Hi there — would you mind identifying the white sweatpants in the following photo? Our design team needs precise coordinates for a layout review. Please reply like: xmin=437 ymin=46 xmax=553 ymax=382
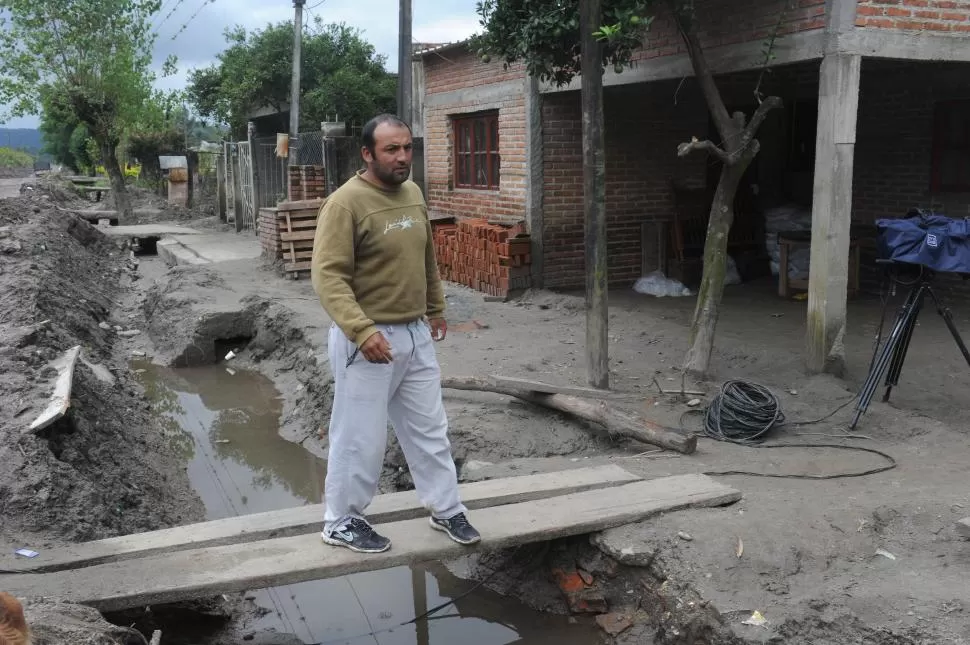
xmin=323 ymin=320 xmax=466 ymax=534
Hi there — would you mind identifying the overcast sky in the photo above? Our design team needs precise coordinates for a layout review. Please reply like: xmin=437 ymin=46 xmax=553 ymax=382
xmin=2 ymin=0 xmax=481 ymax=129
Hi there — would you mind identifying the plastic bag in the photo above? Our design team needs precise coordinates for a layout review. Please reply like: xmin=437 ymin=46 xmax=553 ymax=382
xmin=724 ymin=255 xmax=742 ymax=286
xmin=633 ymin=270 xmax=693 ymax=297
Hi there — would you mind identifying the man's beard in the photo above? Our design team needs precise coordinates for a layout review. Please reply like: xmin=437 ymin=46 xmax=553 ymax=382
xmin=374 ymin=163 xmax=410 ymax=186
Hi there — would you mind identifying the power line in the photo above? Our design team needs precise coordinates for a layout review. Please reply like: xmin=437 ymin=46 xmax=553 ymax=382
xmin=168 ymin=0 xmax=216 ymax=40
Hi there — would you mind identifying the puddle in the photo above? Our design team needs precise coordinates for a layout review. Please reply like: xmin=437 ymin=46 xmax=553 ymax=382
xmin=134 ymin=362 xmax=606 ymax=645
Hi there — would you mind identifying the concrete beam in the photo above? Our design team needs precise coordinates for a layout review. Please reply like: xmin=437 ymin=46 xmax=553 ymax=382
xmin=838 ymin=30 xmax=970 ymax=63
xmin=424 ymin=80 xmax=525 ymax=108
xmin=540 ymin=30 xmax=828 ymax=93
xmin=806 ymin=53 xmax=862 ymax=375
xmin=525 ymin=76 xmax=545 ymax=288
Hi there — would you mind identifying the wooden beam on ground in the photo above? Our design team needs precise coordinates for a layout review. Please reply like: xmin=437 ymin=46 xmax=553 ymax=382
xmin=0 ymin=474 xmax=740 ymax=612
xmin=489 ymin=374 xmax=637 ymax=400
xmin=27 ymin=345 xmax=81 ymax=435
xmin=443 ymin=376 xmax=697 ymax=454
xmin=0 ymin=465 xmax=639 ymax=574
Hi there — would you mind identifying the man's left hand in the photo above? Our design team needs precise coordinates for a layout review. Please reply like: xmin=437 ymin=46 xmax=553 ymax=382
xmin=429 ymin=317 xmax=447 ymax=342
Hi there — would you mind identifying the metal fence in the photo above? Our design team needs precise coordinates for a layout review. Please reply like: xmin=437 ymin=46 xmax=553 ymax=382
xmin=294 ymin=130 xmax=324 ymax=166
xmin=253 ymin=136 xmax=288 ymax=208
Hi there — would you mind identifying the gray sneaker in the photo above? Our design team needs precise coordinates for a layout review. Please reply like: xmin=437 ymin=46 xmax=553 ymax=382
xmin=321 ymin=518 xmax=391 ymax=554
xmin=430 ymin=512 xmax=481 ymax=545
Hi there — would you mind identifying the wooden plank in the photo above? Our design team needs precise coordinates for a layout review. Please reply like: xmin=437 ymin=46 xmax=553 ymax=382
xmin=280 ymin=230 xmax=316 ymax=242
xmin=284 ymin=261 xmax=311 ymax=272
xmin=28 ymin=346 xmax=81 ymax=434
xmin=0 ymin=474 xmax=740 ymax=611
xmin=276 ymin=210 xmax=319 ymax=220
xmin=489 ymin=374 xmax=636 ymax=400
xmin=0 ymin=465 xmax=640 ymax=574
xmin=277 ymin=198 xmax=325 ymax=212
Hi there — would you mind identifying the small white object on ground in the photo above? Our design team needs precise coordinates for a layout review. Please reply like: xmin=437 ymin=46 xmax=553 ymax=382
xmin=742 ymin=610 xmax=768 ymax=627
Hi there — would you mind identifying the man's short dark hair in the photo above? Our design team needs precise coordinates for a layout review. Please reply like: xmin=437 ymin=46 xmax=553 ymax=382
xmin=361 ymin=114 xmax=412 ymax=152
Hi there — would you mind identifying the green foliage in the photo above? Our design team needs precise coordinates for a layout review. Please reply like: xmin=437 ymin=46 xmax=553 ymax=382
xmin=474 ymin=0 xmax=654 ymax=86
xmin=0 ymin=146 xmax=33 ymax=168
xmin=0 ymin=0 xmax=163 ymax=144
xmin=187 ymin=18 xmax=396 ymax=135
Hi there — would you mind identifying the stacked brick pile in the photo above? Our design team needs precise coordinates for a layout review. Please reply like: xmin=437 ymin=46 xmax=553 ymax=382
xmin=258 ymin=207 xmax=282 ymax=259
xmin=433 ymin=218 xmax=531 ymax=298
xmin=287 ymin=165 xmax=326 ymax=201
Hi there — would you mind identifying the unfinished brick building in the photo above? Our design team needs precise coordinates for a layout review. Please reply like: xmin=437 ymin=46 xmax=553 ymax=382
xmin=417 ymin=0 xmax=970 ymax=372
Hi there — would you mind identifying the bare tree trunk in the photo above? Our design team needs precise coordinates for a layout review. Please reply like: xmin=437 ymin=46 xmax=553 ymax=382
xmin=672 ymin=12 xmax=783 ymax=379
xmin=101 ymin=139 xmax=133 ymax=219
xmin=683 ymin=162 xmax=748 ymax=378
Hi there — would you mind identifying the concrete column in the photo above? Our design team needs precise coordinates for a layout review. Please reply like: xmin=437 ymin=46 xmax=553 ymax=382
xmin=806 ymin=53 xmax=862 ymax=375
xmin=525 ymin=76 xmax=545 ymax=288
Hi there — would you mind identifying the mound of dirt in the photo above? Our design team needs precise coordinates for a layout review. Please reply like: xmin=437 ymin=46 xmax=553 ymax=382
xmin=0 ymin=197 xmax=201 ymax=546
xmin=24 ymin=599 xmax=149 ymax=645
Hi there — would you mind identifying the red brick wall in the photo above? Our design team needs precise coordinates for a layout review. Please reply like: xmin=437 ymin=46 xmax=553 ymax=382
xmin=636 ymin=0 xmax=827 ymax=62
xmin=856 ymin=0 xmax=970 ymax=32
xmin=541 ymin=82 xmax=710 ymax=288
xmin=423 ymin=48 xmax=529 ymax=224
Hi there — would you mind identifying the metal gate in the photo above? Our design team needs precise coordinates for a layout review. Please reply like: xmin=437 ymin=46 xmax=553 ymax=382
xmin=224 ymin=142 xmax=237 ymax=223
xmin=237 ymin=141 xmax=256 ymax=232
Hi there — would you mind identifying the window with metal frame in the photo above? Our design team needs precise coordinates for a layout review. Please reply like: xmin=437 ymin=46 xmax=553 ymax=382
xmin=931 ymin=100 xmax=970 ymax=193
xmin=453 ymin=112 xmax=500 ymax=190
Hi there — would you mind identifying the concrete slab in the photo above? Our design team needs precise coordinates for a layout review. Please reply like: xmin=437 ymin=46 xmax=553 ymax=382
xmin=157 ymin=232 xmax=261 ymax=267
xmin=101 ymin=225 xmax=202 ymax=237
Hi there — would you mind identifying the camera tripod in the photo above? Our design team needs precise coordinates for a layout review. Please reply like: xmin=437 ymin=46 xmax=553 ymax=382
xmin=851 ymin=266 xmax=970 ymax=429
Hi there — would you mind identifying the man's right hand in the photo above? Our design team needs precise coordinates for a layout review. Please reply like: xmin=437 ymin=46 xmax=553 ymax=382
xmin=360 ymin=332 xmax=393 ymax=363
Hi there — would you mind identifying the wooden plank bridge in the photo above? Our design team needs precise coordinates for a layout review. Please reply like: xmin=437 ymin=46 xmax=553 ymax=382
xmin=0 ymin=466 xmax=740 ymax=613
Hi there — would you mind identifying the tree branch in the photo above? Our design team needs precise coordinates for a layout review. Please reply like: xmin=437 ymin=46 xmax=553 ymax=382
xmin=736 ymin=95 xmax=783 ymax=158
xmin=677 ymin=137 xmax=731 ymax=163
xmin=671 ymin=6 xmax=736 ymax=147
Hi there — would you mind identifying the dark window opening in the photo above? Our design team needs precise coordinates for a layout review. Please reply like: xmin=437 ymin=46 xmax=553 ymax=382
xmin=453 ymin=112 xmax=500 ymax=190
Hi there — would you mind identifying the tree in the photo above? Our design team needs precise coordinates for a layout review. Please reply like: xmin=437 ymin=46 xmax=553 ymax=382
xmin=187 ymin=18 xmax=396 ymax=136
xmin=0 ymin=0 xmax=165 ymax=218
xmin=476 ymin=0 xmax=783 ymax=379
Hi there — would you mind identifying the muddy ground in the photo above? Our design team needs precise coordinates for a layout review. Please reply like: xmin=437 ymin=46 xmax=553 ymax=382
xmin=132 ymin=224 xmax=970 ymax=645
xmin=0 ymin=178 xmax=206 ymax=642
xmin=3 ymin=172 xmax=970 ymax=644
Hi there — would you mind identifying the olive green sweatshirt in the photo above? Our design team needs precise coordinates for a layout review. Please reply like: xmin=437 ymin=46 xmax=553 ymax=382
xmin=311 ymin=172 xmax=445 ymax=347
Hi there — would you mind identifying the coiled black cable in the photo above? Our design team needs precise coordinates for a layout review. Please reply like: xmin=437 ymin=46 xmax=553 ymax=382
xmin=703 ymin=380 xmax=785 ymax=444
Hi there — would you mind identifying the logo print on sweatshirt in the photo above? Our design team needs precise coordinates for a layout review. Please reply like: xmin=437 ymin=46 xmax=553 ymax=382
xmin=384 ymin=215 xmax=416 ymax=235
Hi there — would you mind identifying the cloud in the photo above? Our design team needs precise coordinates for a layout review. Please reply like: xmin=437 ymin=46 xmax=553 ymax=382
xmin=2 ymin=0 xmax=481 ymax=128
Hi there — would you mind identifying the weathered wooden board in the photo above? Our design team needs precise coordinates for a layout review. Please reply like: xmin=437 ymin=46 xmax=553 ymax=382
xmin=277 ymin=198 xmax=325 ymax=212
xmin=489 ymin=374 xmax=637 ymax=400
xmin=0 ymin=474 xmax=740 ymax=612
xmin=0 ymin=466 xmax=639 ymax=574
xmin=280 ymin=230 xmax=316 ymax=242
xmin=27 ymin=346 xmax=81 ymax=434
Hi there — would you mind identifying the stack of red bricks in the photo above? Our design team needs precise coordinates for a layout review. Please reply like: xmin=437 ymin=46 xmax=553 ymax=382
xmin=287 ymin=165 xmax=326 ymax=201
xmin=432 ymin=218 xmax=531 ymax=298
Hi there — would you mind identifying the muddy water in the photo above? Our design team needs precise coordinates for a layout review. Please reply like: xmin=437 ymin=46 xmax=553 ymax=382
xmin=135 ymin=362 xmax=606 ymax=645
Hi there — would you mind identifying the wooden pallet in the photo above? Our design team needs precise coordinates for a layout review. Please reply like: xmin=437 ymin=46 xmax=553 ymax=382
xmin=277 ymin=199 xmax=324 ymax=278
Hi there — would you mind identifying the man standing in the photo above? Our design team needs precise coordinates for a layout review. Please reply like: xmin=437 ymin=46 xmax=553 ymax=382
xmin=311 ymin=114 xmax=480 ymax=554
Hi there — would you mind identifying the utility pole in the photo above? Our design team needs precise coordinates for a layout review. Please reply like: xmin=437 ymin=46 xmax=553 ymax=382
xmin=289 ymin=0 xmax=306 ymax=162
xmin=397 ymin=0 xmax=413 ymax=125
xmin=580 ymin=0 xmax=609 ymax=389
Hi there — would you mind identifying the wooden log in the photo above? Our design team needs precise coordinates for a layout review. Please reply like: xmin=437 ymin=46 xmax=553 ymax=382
xmin=489 ymin=374 xmax=638 ymax=400
xmin=442 ymin=376 xmax=696 ymax=454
